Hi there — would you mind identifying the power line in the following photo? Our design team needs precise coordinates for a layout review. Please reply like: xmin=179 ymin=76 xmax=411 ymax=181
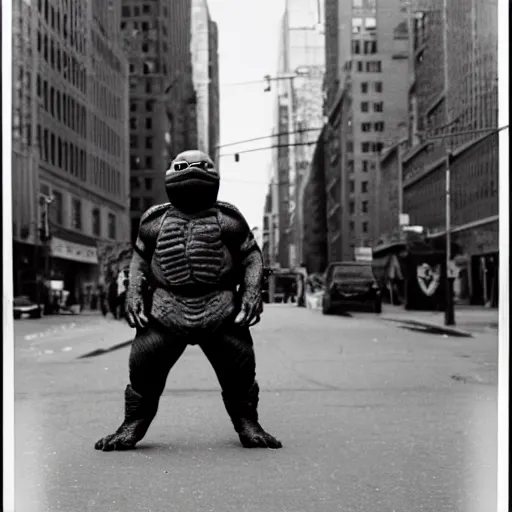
xmin=219 ymin=141 xmax=317 ymax=158
xmin=217 ymin=127 xmax=323 ymax=149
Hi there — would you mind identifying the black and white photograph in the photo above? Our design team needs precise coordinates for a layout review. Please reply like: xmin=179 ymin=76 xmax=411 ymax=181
xmin=1 ymin=0 xmax=509 ymax=510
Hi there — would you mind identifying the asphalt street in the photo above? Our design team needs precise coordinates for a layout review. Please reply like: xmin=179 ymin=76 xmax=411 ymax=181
xmin=13 ymin=305 xmax=498 ymax=512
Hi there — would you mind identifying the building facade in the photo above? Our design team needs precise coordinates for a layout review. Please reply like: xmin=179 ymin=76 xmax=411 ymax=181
xmin=301 ymin=128 xmax=328 ymax=274
xmin=12 ymin=0 xmax=130 ymax=302
xmin=122 ymin=0 xmax=219 ymax=242
xmin=400 ymin=0 xmax=499 ymax=305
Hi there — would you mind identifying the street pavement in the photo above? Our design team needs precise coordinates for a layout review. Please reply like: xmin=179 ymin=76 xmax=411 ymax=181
xmin=13 ymin=306 xmax=498 ymax=512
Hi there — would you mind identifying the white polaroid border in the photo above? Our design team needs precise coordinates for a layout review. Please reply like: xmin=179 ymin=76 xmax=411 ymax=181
xmin=497 ymin=0 xmax=510 ymax=511
xmin=2 ymin=0 xmax=15 ymax=511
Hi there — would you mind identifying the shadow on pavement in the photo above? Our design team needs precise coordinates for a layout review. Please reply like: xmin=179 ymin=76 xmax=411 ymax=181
xmin=78 ymin=339 xmax=133 ymax=359
xmin=392 ymin=320 xmax=473 ymax=338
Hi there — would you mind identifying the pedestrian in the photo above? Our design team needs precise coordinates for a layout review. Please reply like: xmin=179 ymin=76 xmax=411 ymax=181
xmin=98 ymin=286 xmax=108 ymax=316
xmin=108 ymin=279 xmax=118 ymax=319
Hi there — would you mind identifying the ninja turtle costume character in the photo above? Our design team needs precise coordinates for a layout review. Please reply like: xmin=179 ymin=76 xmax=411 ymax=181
xmin=95 ymin=150 xmax=282 ymax=451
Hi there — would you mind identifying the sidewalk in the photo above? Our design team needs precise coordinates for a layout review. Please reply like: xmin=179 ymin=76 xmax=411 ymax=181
xmin=380 ymin=304 xmax=499 ymax=336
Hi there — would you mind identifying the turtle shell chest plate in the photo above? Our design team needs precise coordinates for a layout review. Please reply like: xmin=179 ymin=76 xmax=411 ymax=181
xmin=152 ymin=209 xmax=229 ymax=286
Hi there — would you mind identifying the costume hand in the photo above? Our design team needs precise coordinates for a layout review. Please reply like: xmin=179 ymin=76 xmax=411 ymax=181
xmin=234 ymin=290 xmax=263 ymax=327
xmin=125 ymin=294 xmax=148 ymax=329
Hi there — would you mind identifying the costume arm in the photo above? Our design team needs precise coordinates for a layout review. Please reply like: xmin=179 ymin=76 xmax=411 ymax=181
xmin=126 ymin=204 xmax=168 ymax=327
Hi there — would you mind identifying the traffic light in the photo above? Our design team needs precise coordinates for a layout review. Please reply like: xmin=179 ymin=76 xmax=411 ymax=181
xmin=264 ymin=75 xmax=271 ymax=92
xmin=234 ymin=153 xmax=240 ymax=162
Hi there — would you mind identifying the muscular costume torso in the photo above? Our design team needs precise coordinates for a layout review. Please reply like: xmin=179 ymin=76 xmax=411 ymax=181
xmin=134 ymin=201 xmax=258 ymax=338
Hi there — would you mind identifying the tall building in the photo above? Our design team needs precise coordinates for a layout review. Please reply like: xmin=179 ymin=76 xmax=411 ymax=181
xmin=122 ymin=0 xmax=219 ymax=241
xmin=398 ymin=0 xmax=499 ymax=305
xmin=270 ymin=0 xmax=324 ymax=269
xmin=12 ymin=0 xmax=130 ymax=301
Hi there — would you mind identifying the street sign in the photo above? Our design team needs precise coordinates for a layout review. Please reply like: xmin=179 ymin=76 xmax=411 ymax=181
xmin=354 ymin=247 xmax=373 ymax=262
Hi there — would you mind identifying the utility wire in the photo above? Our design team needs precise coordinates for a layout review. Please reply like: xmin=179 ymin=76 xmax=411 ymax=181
xmin=219 ymin=141 xmax=316 ymax=158
xmin=216 ymin=127 xmax=323 ymax=149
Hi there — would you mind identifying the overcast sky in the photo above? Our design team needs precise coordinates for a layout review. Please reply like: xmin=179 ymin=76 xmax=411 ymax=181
xmin=208 ymin=0 xmax=285 ymax=230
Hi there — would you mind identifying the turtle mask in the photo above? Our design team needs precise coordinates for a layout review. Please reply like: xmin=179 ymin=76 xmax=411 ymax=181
xmin=165 ymin=150 xmax=220 ymax=214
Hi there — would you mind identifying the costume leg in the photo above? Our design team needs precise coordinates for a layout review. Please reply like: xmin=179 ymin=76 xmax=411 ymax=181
xmin=95 ymin=323 xmax=186 ymax=451
xmin=200 ymin=325 xmax=282 ymax=449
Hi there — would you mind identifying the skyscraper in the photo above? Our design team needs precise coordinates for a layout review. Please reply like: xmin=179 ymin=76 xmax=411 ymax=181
xmin=122 ymin=0 xmax=219 ymax=241
xmin=12 ymin=0 xmax=130 ymax=301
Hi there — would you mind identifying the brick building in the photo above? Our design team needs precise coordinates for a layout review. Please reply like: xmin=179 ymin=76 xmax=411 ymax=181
xmin=12 ymin=0 xmax=130 ymax=302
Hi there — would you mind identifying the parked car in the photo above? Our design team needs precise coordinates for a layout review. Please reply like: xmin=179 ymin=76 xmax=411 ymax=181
xmin=13 ymin=296 xmax=44 ymax=320
xmin=322 ymin=261 xmax=382 ymax=314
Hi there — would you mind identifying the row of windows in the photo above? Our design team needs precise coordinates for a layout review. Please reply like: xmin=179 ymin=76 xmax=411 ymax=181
xmin=131 ymin=100 xmax=154 ymax=114
xmin=349 ymin=200 xmax=370 ymax=214
xmin=37 ymin=30 xmax=87 ymax=94
xmin=131 ymin=177 xmax=154 ymax=191
xmin=130 ymin=155 xmax=154 ymax=171
xmin=361 ymin=81 xmax=382 ymax=94
xmin=349 ymin=220 xmax=370 ymax=233
xmin=361 ymin=141 xmax=384 ymax=153
xmin=361 ymin=101 xmax=383 ymax=113
xmin=91 ymin=156 xmax=122 ymax=197
xmin=120 ymin=27 xmax=169 ymax=55
xmin=91 ymin=114 xmax=123 ymax=157
xmin=38 ymin=125 xmax=86 ymax=182
xmin=355 ymin=61 xmax=382 ymax=73
xmin=130 ymin=197 xmax=154 ymax=212
xmin=352 ymin=40 xmax=377 ymax=55
xmin=130 ymin=77 xmax=158 ymax=94
xmin=91 ymin=78 xmax=123 ymax=121
xmin=37 ymin=0 xmax=86 ymax=56
xmin=91 ymin=29 xmax=123 ymax=74
xmin=362 ymin=122 xmax=384 ymax=132
xmin=130 ymin=116 xmax=153 ymax=131
xmin=130 ymin=135 xmax=154 ymax=150
xmin=37 ymin=74 xmax=86 ymax=137
xmin=348 ymin=160 xmax=376 ymax=173
xmin=352 ymin=17 xmax=377 ymax=33
xmin=353 ymin=0 xmax=376 ymax=8
xmin=129 ymin=60 xmax=163 ymax=75
xmin=349 ymin=179 xmax=370 ymax=194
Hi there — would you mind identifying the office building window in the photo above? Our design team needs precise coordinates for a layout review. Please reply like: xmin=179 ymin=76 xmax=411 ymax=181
xmin=130 ymin=102 xmax=137 ymax=112
xmin=142 ymin=4 xmax=151 ymax=14
xmin=373 ymin=142 xmax=384 ymax=152
xmin=130 ymin=177 xmax=140 ymax=189
xmin=374 ymin=101 xmax=384 ymax=112
xmin=357 ymin=61 xmax=364 ymax=72
xmin=92 ymin=208 xmax=101 ymax=236
xmin=352 ymin=40 xmax=361 ymax=54
xmin=130 ymin=117 xmax=137 ymax=130
xmin=362 ymin=201 xmax=369 ymax=213
xmin=145 ymin=156 xmax=153 ymax=169
xmin=349 ymin=201 xmax=355 ymax=214
xmin=122 ymin=6 xmax=130 ymax=16
xmin=146 ymin=118 xmax=152 ymax=130
xmin=352 ymin=18 xmax=363 ymax=33
xmin=108 ymin=213 xmax=116 ymax=239
xmin=365 ymin=18 xmax=376 ymax=31
xmin=362 ymin=221 xmax=369 ymax=233
xmin=71 ymin=198 xmax=82 ymax=230
xmin=347 ymin=159 xmax=354 ymax=174
xmin=349 ymin=180 xmax=355 ymax=193
xmin=131 ymin=197 xmax=140 ymax=210
xmin=146 ymin=100 xmax=153 ymax=112
xmin=374 ymin=81 xmax=383 ymax=92
xmin=361 ymin=82 xmax=368 ymax=93
xmin=374 ymin=121 xmax=385 ymax=131
xmin=145 ymin=137 xmax=153 ymax=149
xmin=347 ymin=141 xmax=354 ymax=152
xmin=362 ymin=160 xmax=369 ymax=172
xmin=350 ymin=221 xmax=355 ymax=231
xmin=362 ymin=181 xmax=369 ymax=193
xmin=362 ymin=122 xmax=371 ymax=132
xmin=361 ymin=102 xmax=369 ymax=112
xmin=52 ymin=190 xmax=63 ymax=225
xmin=130 ymin=156 xmax=140 ymax=170
xmin=366 ymin=61 xmax=382 ymax=72
xmin=145 ymin=80 xmax=152 ymax=93
xmin=145 ymin=178 xmax=153 ymax=190
xmin=364 ymin=41 xmax=377 ymax=54
xmin=130 ymin=135 xmax=137 ymax=148
xmin=143 ymin=197 xmax=153 ymax=210
xmin=362 ymin=142 xmax=371 ymax=153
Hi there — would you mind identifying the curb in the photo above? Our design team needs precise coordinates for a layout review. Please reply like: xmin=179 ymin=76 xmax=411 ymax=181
xmin=381 ymin=317 xmax=474 ymax=338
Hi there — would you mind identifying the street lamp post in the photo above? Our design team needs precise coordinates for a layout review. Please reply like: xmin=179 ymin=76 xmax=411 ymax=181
xmin=444 ymin=150 xmax=455 ymax=326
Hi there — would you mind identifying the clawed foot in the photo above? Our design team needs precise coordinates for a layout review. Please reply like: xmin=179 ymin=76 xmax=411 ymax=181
xmin=238 ymin=420 xmax=283 ymax=449
xmin=94 ymin=422 xmax=146 ymax=451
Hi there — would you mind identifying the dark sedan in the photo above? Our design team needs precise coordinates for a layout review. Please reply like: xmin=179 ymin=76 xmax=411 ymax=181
xmin=13 ymin=296 xmax=44 ymax=320
xmin=322 ymin=261 xmax=382 ymax=314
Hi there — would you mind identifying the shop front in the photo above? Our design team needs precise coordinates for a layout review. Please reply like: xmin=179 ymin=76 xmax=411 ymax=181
xmin=48 ymin=236 xmax=100 ymax=308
